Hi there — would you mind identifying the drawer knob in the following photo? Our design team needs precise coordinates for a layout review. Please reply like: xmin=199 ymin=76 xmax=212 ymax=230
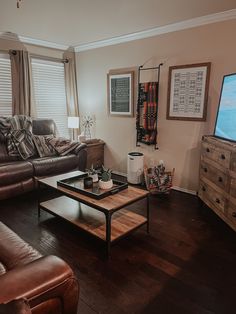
xmin=218 ymin=177 xmax=223 ymax=183
xmin=221 ymin=154 xmax=225 ymax=160
xmin=206 ymin=148 xmax=210 ymax=153
xmin=215 ymin=198 xmax=220 ymax=204
xmin=204 ymin=167 xmax=208 ymax=173
xmin=232 ymin=212 xmax=236 ymax=218
xmin=202 ymin=186 xmax=206 ymax=192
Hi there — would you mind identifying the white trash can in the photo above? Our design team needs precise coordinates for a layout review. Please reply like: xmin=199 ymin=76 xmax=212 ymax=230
xmin=127 ymin=152 xmax=144 ymax=184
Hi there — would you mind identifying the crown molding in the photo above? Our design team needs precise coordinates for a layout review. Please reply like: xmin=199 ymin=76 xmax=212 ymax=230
xmin=1 ymin=9 xmax=235 ymax=52
xmin=19 ymin=35 xmax=69 ymax=50
xmin=0 ymin=32 xmax=69 ymax=51
xmin=74 ymin=8 xmax=236 ymax=52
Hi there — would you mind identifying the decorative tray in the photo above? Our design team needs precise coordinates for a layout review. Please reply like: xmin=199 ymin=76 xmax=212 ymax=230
xmin=57 ymin=173 xmax=128 ymax=199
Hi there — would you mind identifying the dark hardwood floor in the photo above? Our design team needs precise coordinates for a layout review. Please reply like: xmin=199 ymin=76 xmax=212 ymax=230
xmin=0 ymin=189 xmax=236 ymax=314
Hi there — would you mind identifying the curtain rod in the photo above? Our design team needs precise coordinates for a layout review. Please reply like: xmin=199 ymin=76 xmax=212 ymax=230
xmin=30 ymin=53 xmax=68 ymax=63
xmin=7 ymin=50 xmax=68 ymax=63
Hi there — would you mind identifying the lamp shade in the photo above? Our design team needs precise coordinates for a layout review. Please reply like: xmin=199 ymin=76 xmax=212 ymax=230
xmin=68 ymin=116 xmax=79 ymax=129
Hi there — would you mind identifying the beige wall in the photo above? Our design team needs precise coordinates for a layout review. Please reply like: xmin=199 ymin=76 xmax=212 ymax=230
xmin=76 ymin=19 xmax=236 ymax=193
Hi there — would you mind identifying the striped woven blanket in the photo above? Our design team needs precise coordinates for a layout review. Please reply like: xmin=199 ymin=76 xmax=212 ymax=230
xmin=137 ymin=82 xmax=158 ymax=145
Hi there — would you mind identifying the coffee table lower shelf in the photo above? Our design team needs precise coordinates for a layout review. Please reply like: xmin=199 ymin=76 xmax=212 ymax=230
xmin=40 ymin=196 xmax=147 ymax=243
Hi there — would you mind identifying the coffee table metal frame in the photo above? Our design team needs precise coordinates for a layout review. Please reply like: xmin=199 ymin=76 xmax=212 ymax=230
xmin=37 ymin=171 xmax=150 ymax=257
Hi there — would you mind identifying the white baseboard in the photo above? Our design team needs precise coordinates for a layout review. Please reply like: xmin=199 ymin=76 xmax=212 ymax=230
xmin=112 ymin=172 xmax=197 ymax=196
xmin=172 ymin=186 xmax=197 ymax=195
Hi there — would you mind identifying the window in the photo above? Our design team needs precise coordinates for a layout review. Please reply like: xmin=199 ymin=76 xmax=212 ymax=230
xmin=31 ymin=58 xmax=69 ymax=137
xmin=0 ymin=53 xmax=12 ymax=116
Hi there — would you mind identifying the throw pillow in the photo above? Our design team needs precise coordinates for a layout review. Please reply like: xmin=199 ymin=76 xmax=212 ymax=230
xmin=32 ymin=135 xmax=57 ymax=158
xmin=48 ymin=137 xmax=78 ymax=156
xmin=6 ymin=131 xmax=20 ymax=157
xmin=11 ymin=129 xmax=37 ymax=160
xmin=4 ymin=115 xmax=37 ymax=160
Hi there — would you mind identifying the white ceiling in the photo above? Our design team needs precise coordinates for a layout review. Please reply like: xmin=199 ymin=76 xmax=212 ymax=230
xmin=0 ymin=0 xmax=235 ymax=47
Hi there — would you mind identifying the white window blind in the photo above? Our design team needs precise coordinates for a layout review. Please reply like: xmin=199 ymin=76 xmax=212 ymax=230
xmin=0 ymin=53 xmax=12 ymax=116
xmin=31 ymin=58 xmax=69 ymax=137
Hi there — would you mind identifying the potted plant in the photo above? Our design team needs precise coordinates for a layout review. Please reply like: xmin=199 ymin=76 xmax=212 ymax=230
xmin=98 ymin=165 xmax=113 ymax=189
xmin=87 ymin=164 xmax=98 ymax=182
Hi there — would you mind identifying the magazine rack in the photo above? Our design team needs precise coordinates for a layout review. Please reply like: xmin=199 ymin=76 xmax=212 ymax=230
xmin=144 ymin=166 xmax=175 ymax=195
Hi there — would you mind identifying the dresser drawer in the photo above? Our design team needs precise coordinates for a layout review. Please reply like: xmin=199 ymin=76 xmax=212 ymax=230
xmin=230 ymin=178 xmax=236 ymax=199
xmin=227 ymin=202 xmax=236 ymax=227
xmin=201 ymin=141 xmax=231 ymax=169
xmin=199 ymin=161 xmax=228 ymax=191
xmin=199 ymin=180 xmax=227 ymax=214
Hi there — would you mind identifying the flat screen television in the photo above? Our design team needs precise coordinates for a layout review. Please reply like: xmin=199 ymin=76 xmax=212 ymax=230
xmin=214 ymin=72 xmax=236 ymax=142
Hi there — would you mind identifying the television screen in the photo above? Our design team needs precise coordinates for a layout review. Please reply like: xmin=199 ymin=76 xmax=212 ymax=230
xmin=214 ymin=73 xmax=236 ymax=141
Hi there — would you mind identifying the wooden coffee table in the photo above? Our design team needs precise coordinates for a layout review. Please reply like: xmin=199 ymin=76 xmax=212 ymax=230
xmin=37 ymin=171 xmax=150 ymax=257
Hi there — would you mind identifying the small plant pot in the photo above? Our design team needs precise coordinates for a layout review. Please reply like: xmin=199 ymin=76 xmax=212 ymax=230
xmin=98 ymin=179 xmax=113 ymax=190
xmin=90 ymin=173 xmax=98 ymax=183
xmin=84 ymin=177 xmax=93 ymax=189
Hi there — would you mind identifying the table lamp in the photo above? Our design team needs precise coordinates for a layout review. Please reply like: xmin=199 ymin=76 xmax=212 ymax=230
xmin=68 ymin=116 xmax=79 ymax=140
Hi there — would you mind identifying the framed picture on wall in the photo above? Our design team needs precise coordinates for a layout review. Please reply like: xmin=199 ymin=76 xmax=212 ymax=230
xmin=107 ymin=70 xmax=134 ymax=117
xmin=167 ymin=62 xmax=211 ymax=121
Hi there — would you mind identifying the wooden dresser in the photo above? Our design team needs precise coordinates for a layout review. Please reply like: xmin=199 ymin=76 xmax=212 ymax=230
xmin=199 ymin=135 xmax=236 ymax=231
xmin=83 ymin=139 xmax=105 ymax=169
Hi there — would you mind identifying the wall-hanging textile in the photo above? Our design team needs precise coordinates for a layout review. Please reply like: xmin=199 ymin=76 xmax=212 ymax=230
xmin=137 ymin=82 xmax=158 ymax=144
xmin=136 ymin=63 xmax=163 ymax=149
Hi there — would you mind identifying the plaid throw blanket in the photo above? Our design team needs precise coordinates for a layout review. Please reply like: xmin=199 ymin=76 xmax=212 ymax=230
xmin=2 ymin=115 xmax=36 ymax=160
xmin=137 ymin=82 xmax=158 ymax=145
xmin=0 ymin=116 xmax=11 ymax=131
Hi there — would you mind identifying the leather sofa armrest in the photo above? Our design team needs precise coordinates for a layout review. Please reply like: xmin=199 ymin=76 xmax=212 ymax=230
xmin=74 ymin=144 xmax=87 ymax=171
xmin=74 ymin=143 xmax=87 ymax=155
xmin=0 ymin=255 xmax=79 ymax=313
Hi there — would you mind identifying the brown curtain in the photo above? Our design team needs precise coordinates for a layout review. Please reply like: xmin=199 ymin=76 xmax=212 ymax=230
xmin=63 ymin=50 xmax=80 ymax=139
xmin=10 ymin=50 xmax=33 ymax=116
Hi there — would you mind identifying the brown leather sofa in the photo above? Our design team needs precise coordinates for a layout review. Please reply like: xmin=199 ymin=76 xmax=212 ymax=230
xmin=0 ymin=221 xmax=79 ymax=314
xmin=0 ymin=119 xmax=87 ymax=200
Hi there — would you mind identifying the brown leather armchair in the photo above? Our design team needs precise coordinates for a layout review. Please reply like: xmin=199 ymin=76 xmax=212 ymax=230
xmin=0 ymin=222 xmax=79 ymax=314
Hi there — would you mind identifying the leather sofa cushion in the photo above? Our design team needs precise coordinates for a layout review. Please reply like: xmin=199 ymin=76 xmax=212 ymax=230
xmin=32 ymin=119 xmax=56 ymax=136
xmin=0 ymin=138 xmax=19 ymax=163
xmin=31 ymin=155 xmax=79 ymax=177
xmin=0 ymin=161 xmax=33 ymax=186
xmin=0 ymin=222 xmax=41 ymax=275
xmin=0 ymin=179 xmax=34 ymax=201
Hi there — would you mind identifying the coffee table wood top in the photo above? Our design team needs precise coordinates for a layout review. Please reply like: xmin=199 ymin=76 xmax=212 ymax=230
xmin=38 ymin=171 xmax=149 ymax=212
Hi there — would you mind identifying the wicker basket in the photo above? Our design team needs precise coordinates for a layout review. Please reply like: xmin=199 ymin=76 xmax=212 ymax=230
xmin=144 ymin=166 xmax=175 ymax=195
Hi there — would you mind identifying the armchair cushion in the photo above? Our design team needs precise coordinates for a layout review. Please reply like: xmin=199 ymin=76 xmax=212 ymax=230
xmin=0 ymin=222 xmax=79 ymax=314
xmin=0 ymin=299 xmax=31 ymax=314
